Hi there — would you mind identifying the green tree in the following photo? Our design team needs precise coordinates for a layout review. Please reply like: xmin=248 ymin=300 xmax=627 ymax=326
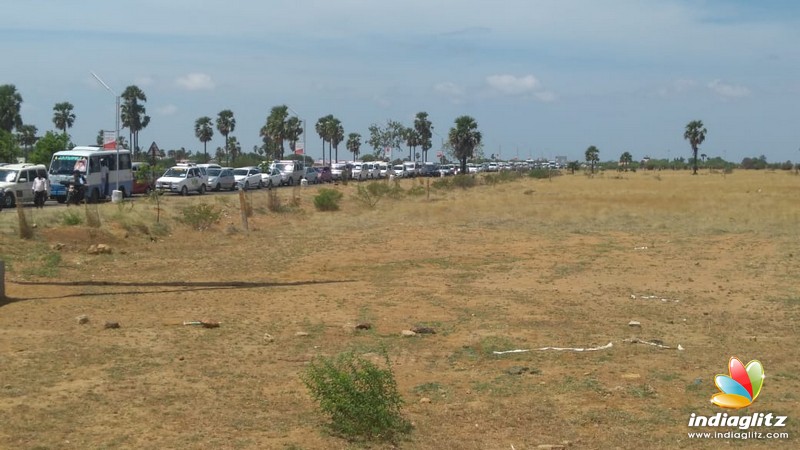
xmin=683 ymin=120 xmax=707 ymax=175
xmin=227 ymin=136 xmax=241 ymax=163
xmin=315 ymin=115 xmax=334 ymax=164
xmin=0 ymin=84 xmax=23 ymax=133
xmin=286 ymin=116 xmax=303 ymax=157
xmin=194 ymin=116 xmax=214 ymax=163
xmin=403 ymin=127 xmax=420 ymax=162
xmin=16 ymin=124 xmax=37 ymax=162
xmin=619 ymin=151 xmax=633 ymax=170
xmin=0 ymin=129 xmax=16 ymax=163
xmin=216 ymin=109 xmax=236 ymax=162
xmin=329 ymin=117 xmax=344 ymax=162
xmin=120 ymin=86 xmax=151 ymax=159
xmin=367 ymin=120 xmax=405 ymax=159
xmin=414 ymin=112 xmax=433 ymax=162
xmin=28 ymin=131 xmax=69 ymax=165
xmin=52 ymin=101 xmax=75 ymax=138
xmin=448 ymin=115 xmax=482 ymax=175
xmin=265 ymin=105 xmax=290 ymax=159
xmin=347 ymin=132 xmax=362 ymax=160
xmin=585 ymin=146 xmax=599 ymax=173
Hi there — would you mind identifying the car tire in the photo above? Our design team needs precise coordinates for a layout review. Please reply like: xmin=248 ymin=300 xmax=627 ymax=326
xmin=199 ymin=184 xmax=206 ymax=195
xmin=267 ymin=180 xmax=273 ymax=189
xmin=288 ymin=177 xmax=294 ymax=186
xmin=213 ymin=183 xmax=220 ymax=191
xmin=244 ymin=181 xmax=249 ymax=191
xmin=4 ymin=192 xmax=15 ymax=208
xmin=181 ymin=186 xmax=189 ymax=196
xmin=229 ymin=183 xmax=236 ymax=191
xmin=258 ymin=180 xmax=263 ymax=189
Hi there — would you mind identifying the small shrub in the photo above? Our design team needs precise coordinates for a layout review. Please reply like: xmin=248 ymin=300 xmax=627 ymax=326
xmin=528 ymin=169 xmax=552 ymax=179
xmin=180 ymin=203 xmax=221 ymax=230
xmin=84 ymin=204 xmax=101 ymax=228
xmin=406 ymin=185 xmax=425 ymax=196
xmin=354 ymin=182 xmax=392 ymax=209
xmin=387 ymin=180 xmax=405 ymax=199
xmin=314 ymin=188 xmax=343 ymax=211
xmin=62 ymin=210 xmax=84 ymax=226
xmin=451 ymin=174 xmax=477 ymax=189
xmin=431 ymin=178 xmax=451 ymax=190
xmin=302 ymin=351 xmax=411 ymax=442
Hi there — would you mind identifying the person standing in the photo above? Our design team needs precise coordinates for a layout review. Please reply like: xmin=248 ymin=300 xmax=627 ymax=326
xmin=32 ymin=172 xmax=49 ymax=209
xmin=100 ymin=159 xmax=109 ymax=198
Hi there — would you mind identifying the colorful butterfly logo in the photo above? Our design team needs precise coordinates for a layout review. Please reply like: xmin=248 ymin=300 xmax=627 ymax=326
xmin=711 ymin=357 xmax=764 ymax=409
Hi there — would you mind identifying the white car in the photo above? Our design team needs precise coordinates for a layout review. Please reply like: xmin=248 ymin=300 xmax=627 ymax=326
xmin=365 ymin=163 xmax=381 ymax=179
xmin=233 ymin=167 xmax=263 ymax=190
xmin=261 ymin=167 xmax=282 ymax=188
xmin=0 ymin=163 xmax=49 ymax=207
xmin=392 ymin=165 xmax=407 ymax=178
xmin=378 ymin=162 xmax=390 ymax=178
xmin=156 ymin=165 xmax=208 ymax=195
xmin=206 ymin=167 xmax=236 ymax=191
xmin=351 ymin=162 xmax=368 ymax=181
xmin=303 ymin=166 xmax=319 ymax=184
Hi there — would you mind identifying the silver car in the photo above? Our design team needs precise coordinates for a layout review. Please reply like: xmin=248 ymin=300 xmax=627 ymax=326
xmin=207 ymin=167 xmax=236 ymax=191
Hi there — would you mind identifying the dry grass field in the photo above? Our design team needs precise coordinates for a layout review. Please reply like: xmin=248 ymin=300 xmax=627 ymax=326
xmin=1 ymin=170 xmax=799 ymax=449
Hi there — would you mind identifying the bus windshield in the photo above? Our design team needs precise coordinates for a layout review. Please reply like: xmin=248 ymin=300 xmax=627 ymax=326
xmin=50 ymin=155 xmax=86 ymax=175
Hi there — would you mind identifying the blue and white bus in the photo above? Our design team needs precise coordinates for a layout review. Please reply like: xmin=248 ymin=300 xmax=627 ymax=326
xmin=48 ymin=146 xmax=133 ymax=203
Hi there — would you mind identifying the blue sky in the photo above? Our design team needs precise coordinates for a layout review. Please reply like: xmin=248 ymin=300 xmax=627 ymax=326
xmin=2 ymin=0 xmax=799 ymax=162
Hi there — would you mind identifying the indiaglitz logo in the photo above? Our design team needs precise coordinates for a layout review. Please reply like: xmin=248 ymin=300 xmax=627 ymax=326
xmin=711 ymin=357 xmax=764 ymax=409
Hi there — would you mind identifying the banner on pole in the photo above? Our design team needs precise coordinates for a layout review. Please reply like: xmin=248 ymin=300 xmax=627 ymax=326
xmin=102 ymin=131 xmax=117 ymax=150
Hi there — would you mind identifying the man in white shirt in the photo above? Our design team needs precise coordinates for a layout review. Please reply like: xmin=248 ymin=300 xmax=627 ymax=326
xmin=32 ymin=173 xmax=49 ymax=209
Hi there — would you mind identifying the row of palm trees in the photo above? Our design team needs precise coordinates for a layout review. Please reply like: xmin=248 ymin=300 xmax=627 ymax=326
xmin=582 ymin=121 xmax=707 ymax=174
xmin=0 ymin=84 xmax=151 ymax=161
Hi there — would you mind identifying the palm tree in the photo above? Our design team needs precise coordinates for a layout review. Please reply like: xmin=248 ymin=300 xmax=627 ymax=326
xmin=329 ymin=118 xmax=344 ymax=162
xmin=619 ymin=151 xmax=633 ymax=171
xmin=120 ymin=86 xmax=150 ymax=159
xmin=0 ymin=84 xmax=23 ymax=132
xmin=448 ymin=116 xmax=482 ymax=175
xmin=315 ymin=115 xmax=332 ymax=165
xmin=347 ymin=132 xmax=361 ymax=161
xmin=228 ymin=136 xmax=241 ymax=163
xmin=684 ymin=120 xmax=707 ymax=175
xmin=16 ymin=124 xmax=37 ymax=162
xmin=404 ymin=127 xmax=420 ymax=162
xmin=265 ymin=105 xmax=289 ymax=158
xmin=285 ymin=116 xmax=303 ymax=156
xmin=216 ymin=110 xmax=235 ymax=161
xmin=414 ymin=112 xmax=433 ymax=162
xmin=52 ymin=102 xmax=75 ymax=137
xmin=585 ymin=146 xmax=600 ymax=173
xmin=194 ymin=116 xmax=214 ymax=163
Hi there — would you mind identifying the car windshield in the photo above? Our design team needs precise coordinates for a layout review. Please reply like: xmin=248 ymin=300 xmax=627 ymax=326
xmin=207 ymin=168 xmax=221 ymax=176
xmin=274 ymin=163 xmax=292 ymax=171
xmin=332 ymin=164 xmax=347 ymax=170
xmin=233 ymin=169 xmax=249 ymax=176
xmin=393 ymin=166 xmax=403 ymax=170
xmin=163 ymin=168 xmax=188 ymax=178
xmin=0 ymin=169 xmax=18 ymax=182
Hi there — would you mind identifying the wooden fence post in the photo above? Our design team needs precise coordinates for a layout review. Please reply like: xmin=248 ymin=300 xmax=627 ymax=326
xmin=0 ymin=260 xmax=5 ymax=300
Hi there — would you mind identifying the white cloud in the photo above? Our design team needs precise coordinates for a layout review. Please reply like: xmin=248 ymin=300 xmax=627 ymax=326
xmin=657 ymin=78 xmax=698 ymax=97
xmin=486 ymin=74 xmax=541 ymax=95
xmin=156 ymin=104 xmax=178 ymax=115
xmin=434 ymin=81 xmax=466 ymax=104
xmin=707 ymin=79 xmax=751 ymax=98
xmin=175 ymin=73 xmax=215 ymax=91
xmin=485 ymin=74 xmax=556 ymax=101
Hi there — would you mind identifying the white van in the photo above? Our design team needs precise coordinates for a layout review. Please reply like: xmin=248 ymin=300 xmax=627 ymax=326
xmin=0 ymin=163 xmax=49 ymax=207
xmin=402 ymin=161 xmax=421 ymax=177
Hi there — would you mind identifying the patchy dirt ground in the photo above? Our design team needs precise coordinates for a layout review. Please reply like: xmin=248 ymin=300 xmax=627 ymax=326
xmin=1 ymin=171 xmax=799 ymax=449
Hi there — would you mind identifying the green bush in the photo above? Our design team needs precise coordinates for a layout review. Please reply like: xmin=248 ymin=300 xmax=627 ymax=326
xmin=451 ymin=174 xmax=477 ymax=189
xmin=314 ymin=188 xmax=344 ymax=211
xmin=406 ymin=185 xmax=426 ymax=196
xmin=431 ymin=177 xmax=452 ymax=190
xmin=353 ymin=182 xmax=392 ymax=208
xmin=528 ymin=169 xmax=553 ymax=179
xmin=61 ymin=210 xmax=83 ymax=226
xmin=302 ymin=351 xmax=411 ymax=442
xmin=180 ymin=203 xmax=221 ymax=230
